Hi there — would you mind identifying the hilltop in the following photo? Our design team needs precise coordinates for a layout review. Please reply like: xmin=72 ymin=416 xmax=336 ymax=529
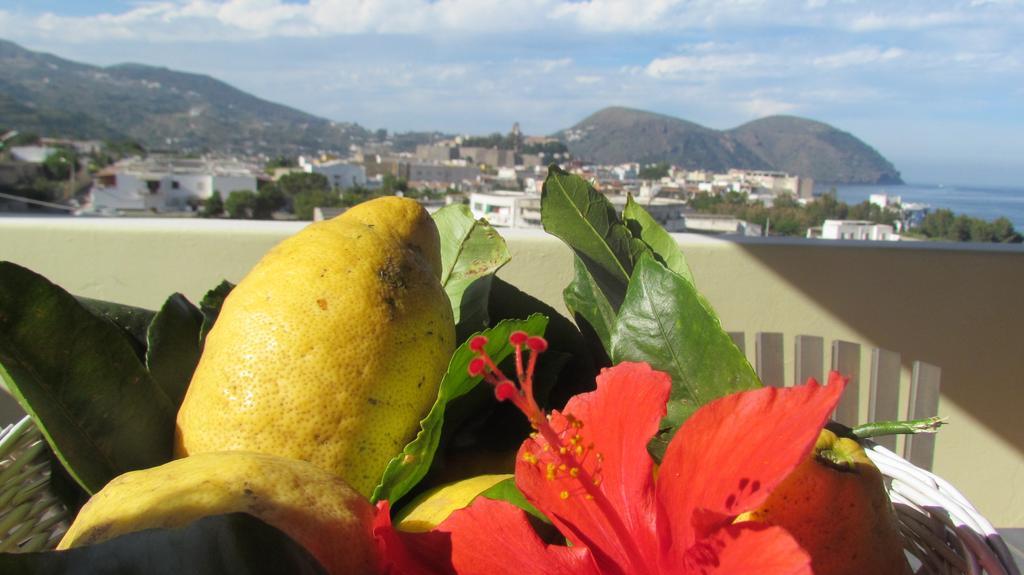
xmin=0 ymin=39 xmax=368 ymax=155
xmin=556 ymin=107 xmax=902 ymax=184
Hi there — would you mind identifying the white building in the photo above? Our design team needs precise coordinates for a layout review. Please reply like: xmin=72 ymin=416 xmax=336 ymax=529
xmin=808 ymin=220 xmax=900 ymax=241
xmin=88 ymin=156 xmax=259 ymax=212
xmin=469 ymin=191 xmax=541 ymax=228
xmin=10 ymin=146 xmax=57 ymax=164
xmin=299 ymin=156 xmax=366 ymax=189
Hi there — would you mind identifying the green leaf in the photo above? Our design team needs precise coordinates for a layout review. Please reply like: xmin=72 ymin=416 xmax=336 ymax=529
xmin=481 ymin=477 xmax=549 ymax=523
xmin=370 ymin=314 xmax=549 ymax=505
xmin=541 ymin=165 xmax=648 ymax=309
xmin=0 ymin=513 xmax=328 ymax=575
xmin=74 ymin=297 xmax=155 ymax=360
xmin=0 ymin=262 xmax=176 ymax=494
xmin=146 ymin=293 xmax=204 ymax=410
xmin=562 ymin=254 xmax=617 ymax=354
xmin=432 ymin=204 xmax=511 ymax=339
xmin=198 ymin=280 xmax=233 ymax=346
xmin=623 ymin=195 xmax=693 ymax=283
xmin=610 ymin=253 xmax=760 ymax=422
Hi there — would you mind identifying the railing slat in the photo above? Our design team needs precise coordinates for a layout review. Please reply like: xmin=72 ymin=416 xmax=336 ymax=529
xmin=756 ymin=332 xmax=785 ymax=388
xmin=831 ymin=340 xmax=861 ymax=426
xmin=868 ymin=348 xmax=902 ymax=452
xmin=795 ymin=335 xmax=824 ymax=386
xmin=905 ymin=361 xmax=942 ymax=471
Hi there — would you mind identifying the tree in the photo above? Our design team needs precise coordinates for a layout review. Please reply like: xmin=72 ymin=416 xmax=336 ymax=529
xmin=201 ymin=191 xmax=224 ymax=218
xmin=42 ymin=149 xmax=77 ymax=181
xmin=638 ymin=163 xmax=670 ymax=180
xmin=293 ymin=189 xmax=341 ymax=220
xmin=275 ymin=172 xmax=330 ymax=198
xmin=224 ymin=190 xmax=259 ymax=219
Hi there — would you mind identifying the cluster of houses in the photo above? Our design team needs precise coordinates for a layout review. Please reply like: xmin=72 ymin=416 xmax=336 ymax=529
xmin=1 ymin=131 xmax=928 ymax=242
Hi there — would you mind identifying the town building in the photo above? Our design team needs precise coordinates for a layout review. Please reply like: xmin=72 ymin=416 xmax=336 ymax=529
xmin=807 ymin=220 xmax=900 ymax=241
xmin=298 ymin=156 xmax=366 ymax=189
xmin=469 ymin=191 xmax=541 ymax=228
xmin=87 ymin=155 xmax=260 ymax=213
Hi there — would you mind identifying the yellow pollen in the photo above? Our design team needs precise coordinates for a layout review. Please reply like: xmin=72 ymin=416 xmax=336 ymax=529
xmin=569 ymin=467 xmax=580 ymax=477
xmin=575 ymin=445 xmax=584 ymax=456
xmin=558 ymin=464 xmax=567 ymax=472
xmin=585 ymin=494 xmax=594 ymax=500
xmin=593 ymin=477 xmax=602 ymax=486
xmin=522 ymin=452 xmax=538 ymax=465
xmin=559 ymin=446 xmax=568 ymax=455
xmin=560 ymin=490 xmax=570 ymax=500
xmin=546 ymin=463 xmax=557 ymax=481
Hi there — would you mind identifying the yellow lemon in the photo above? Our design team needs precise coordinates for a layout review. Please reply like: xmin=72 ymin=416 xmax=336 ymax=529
xmin=58 ymin=451 xmax=378 ymax=575
xmin=738 ymin=429 xmax=912 ymax=575
xmin=395 ymin=474 xmax=512 ymax=532
xmin=175 ymin=196 xmax=455 ymax=496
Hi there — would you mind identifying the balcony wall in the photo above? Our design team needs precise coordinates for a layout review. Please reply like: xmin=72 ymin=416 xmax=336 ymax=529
xmin=1 ymin=216 xmax=1022 ymax=527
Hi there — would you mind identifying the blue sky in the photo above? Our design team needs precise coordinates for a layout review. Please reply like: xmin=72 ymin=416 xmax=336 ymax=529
xmin=1 ymin=0 xmax=1022 ymax=186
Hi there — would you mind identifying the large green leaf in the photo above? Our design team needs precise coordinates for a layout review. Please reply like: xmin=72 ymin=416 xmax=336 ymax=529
xmin=74 ymin=297 xmax=155 ymax=361
xmin=623 ymin=195 xmax=693 ymax=283
xmin=562 ymin=254 xmax=617 ymax=354
xmin=0 ymin=513 xmax=328 ymax=575
xmin=610 ymin=253 xmax=760 ymax=434
xmin=432 ymin=204 xmax=511 ymax=338
xmin=198 ymin=280 xmax=233 ymax=346
xmin=371 ymin=314 xmax=548 ymax=505
xmin=0 ymin=262 xmax=176 ymax=494
xmin=541 ymin=165 xmax=648 ymax=309
xmin=481 ymin=477 xmax=549 ymax=523
xmin=146 ymin=293 xmax=204 ymax=410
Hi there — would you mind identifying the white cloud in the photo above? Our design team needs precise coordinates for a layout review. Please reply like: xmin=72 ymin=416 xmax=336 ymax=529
xmin=812 ymin=47 xmax=907 ymax=69
xmin=645 ymin=53 xmax=766 ymax=78
xmin=740 ymin=97 xmax=798 ymax=117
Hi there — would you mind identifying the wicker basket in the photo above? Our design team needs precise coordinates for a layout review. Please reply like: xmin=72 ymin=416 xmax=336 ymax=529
xmin=0 ymin=414 xmax=1019 ymax=573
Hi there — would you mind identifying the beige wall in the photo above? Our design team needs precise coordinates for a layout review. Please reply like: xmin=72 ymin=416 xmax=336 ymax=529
xmin=1 ymin=218 xmax=1022 ymax=526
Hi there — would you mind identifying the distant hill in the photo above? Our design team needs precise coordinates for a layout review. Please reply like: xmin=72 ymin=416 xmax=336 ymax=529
xmin=0 ymin=39 xmax=368 ymax=155
xmin=557 ymin=106 xmax=902 ymax=184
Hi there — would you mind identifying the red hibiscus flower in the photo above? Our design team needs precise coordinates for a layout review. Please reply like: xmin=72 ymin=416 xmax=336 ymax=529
xmin=377 ymin=332 xmax=847 ymax=575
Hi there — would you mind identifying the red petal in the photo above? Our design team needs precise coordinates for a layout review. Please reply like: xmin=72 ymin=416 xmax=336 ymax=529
xmin=372 ymin=500 xmax=455 ymax=575
xmin=440 ymin=498 xmax=599 ymax=575
xmin=514 ymin=362 xmax=668 ymax=571
xmin=656 ymin=375 xmax=846 ymax=556
xmin=671 ymin=523 xmax=812 ymax=575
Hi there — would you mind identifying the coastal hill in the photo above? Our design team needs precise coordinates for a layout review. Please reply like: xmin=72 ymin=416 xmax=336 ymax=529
xmin=0 ymin=39 xmax=368 ymax=155
xmin=557 ymin=107 xmax=902 ymax=184
xmin=1 ymin=39 xmax=900 ymax=183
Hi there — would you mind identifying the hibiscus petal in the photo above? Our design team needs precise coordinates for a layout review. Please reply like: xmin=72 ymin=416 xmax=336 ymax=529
xmin=514 ymin=362 xmax=668 ymax=570
xmin=672 ymin=523 xmax=812 ymax=575
xmin=372 ymin=501 xmax=455 ymax=575
xmin=440 ymin=497 xmax=599 ymax=575
xmin=656 ymin=374 xmax=846 ymax=555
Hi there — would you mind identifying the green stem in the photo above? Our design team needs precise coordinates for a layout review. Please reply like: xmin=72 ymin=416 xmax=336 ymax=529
xmin=851 ymin=416 xmax=948 ymax=439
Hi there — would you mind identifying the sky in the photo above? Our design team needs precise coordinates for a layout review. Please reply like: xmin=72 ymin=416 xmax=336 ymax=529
xmin=1 ymin=0 xmax=1022 ymax=186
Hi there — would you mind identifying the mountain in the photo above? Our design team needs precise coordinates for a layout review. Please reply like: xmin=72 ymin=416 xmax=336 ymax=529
xmin=0 ymin=39 xmax=368 ymax=155
xmin=557 ymin=106 xmax=902 ymax=184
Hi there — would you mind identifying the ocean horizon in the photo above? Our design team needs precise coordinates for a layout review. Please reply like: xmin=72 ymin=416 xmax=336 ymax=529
xmin=815 ymin=182 xmax=1024 ymax=231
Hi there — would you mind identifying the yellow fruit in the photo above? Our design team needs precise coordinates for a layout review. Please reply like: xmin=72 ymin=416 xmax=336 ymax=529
xmin=175 ymin=196 xmax=455 ymax=496
xmin=395 ymin=474 xmax=511 ymax=532
xmin=738 ymin=429 xmax=912 ymax=575
xmin=58 ymin=451 xmax=378 ymax=575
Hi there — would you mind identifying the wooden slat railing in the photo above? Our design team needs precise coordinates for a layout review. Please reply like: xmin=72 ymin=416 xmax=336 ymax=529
xmin=729 ymin=332 xmax=942 ymax=470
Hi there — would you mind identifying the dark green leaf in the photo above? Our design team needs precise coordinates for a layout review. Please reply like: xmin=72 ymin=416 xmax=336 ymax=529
xmin=481 ymin=477 xmax=549 ymax=523
xmin=198 ymin=280 xmax=233 ymax=346
xmin=562 ymin=254 xmax=617 ymax=354
xmin=371 ymin=314 xmax=548 ymax=505
xmin=146 ymin=293 xmax=204 ymax=409
xmin=541 ymin=165 xmax=648 ymax=309
xmin=0 ymin=262 xmax=176 ymax=494
xmin=610 ymin=253 xmax=760 ymax=421
xmin=74 ymin=296 xmax=155 ymax=360
xmin=432 ymin=204 xmax=511 ymax=339
xmin=623 ymin=195 xmax=693 ymax=283
xmin=0 ymin=513 xmax=328 ymax=575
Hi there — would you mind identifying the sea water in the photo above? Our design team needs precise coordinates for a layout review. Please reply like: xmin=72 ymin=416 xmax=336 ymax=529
xmin=815 ymin=183 xmax=1024 ymax=230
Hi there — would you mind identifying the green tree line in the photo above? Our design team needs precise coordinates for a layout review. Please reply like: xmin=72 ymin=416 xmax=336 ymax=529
xmin=688 ymin=191 xmax=1021 ymax=243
